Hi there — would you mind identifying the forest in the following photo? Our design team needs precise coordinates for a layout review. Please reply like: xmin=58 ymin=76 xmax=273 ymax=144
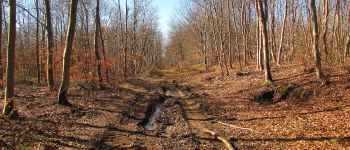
xmin=0 ymin=0 xmax=349 ymax=149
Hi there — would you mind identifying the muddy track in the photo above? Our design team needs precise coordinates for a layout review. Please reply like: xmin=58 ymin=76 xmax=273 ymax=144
xmin=94 ymin=80 xmax=220 ymax=149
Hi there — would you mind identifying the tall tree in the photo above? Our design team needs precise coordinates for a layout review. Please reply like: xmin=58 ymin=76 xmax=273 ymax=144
xmin=35 ymin=0 xmax=40 ymax=83
xmin=321 ymin=0 xmax=329 ymax=56
xmin=269 ymin=0 xmax=276 ymax=62
xmin=44 ymin=0 xmax=55 ymax=90
xmin=277 ymin=0 xmax=288 ymax=66
xmin=94 ymin=0 xmax=103 ymax=87
xmin=241 ymin=0 xmax=247 ymax=66
xmin=345 ymin=5 xmax=350 ymax=60
xmin=0 ymin=0 xmax=2 ymax=80
xmin=3 ymin=0 xmax=17 ymax=117
xmin=227 ymin=0 xmax=233 ymax=69
xmin=310 ymin=0 xmax=327 ymax=83
xmin=256 ymin=0 xmax=273 ymax=84
xmin=58 ymin=0 xmax=79 ymax=106
xmin=124 ymin=0 xmax=129 ymax=77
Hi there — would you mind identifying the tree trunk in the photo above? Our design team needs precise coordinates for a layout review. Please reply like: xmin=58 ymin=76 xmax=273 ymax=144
xmin=94 ymin=0 xmax=103 ymax=88
xmin=58 ymin=0 xmax=78 ymax=106
xmin=227 ymin=0 xmax=233 ymax=69
xmin=277 ymin=0 xmax=288 ymax=66
xmin=269 ymin=0 xmax=276 ymax=62
xmin=0 ymin=0 xmax=3 ymax=80
xmin=241 ymin=0 xmax=247 ymax=66
xmin=321 ymin=0 xmax=329 ymax=57
xmin=310 ymin=0 xmax=327 ymax=83
xmin=124 ymin=0 xmax=128 ymax=77
xmin=99 ymin=21 xmax=109 ymax=82
xmin=3 ymin=0 xmax=17 ymax=117
xmin=35 ymin=0 xmax=40 ymax=83
xmin=346 ymin=36 xmax=350 ymax=59
xmin=345 ymin=5 xmax=350 ymax=59
xmin=44 ymin=0 xmax=55 ymax=90
xmin=256 ymin=0 xmax=273 ymax=84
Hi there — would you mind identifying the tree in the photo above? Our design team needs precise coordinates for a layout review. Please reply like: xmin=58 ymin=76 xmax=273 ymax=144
xmin=3 ymin=0 xmax=17 ymax=117
xmin=124 ymin=0 xmax=129 ymax=77
xmin=58 ymin=0 xmax=79 ymax=106
xmin=94 ymin=0 xmax=103 ymax=87
xmin=345 ymin=4 xmax=350 ymax=60
xmin=0 ymin=0 xmax=2 ymax=80
xmin=310 ymin=0 xmax=327 ymax=84
xmin=321 ymin=0 xmax=329 ymax=56
xmin=277 ymin=0 xmax=288 ymax=66
xmin=44 ymin=0 xmax=55 ymax=90
xmin=256 ymin=0 xmax=273 ymax=84
xmin=35 ymin=0 xmax=41 ymax=83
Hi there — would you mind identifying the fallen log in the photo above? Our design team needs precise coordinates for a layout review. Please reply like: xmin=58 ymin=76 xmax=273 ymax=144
xmin=202 ymin=128 xmax=235 ymax=150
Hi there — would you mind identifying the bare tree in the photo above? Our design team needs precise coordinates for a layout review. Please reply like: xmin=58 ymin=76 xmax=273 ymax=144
xmin=277 ymin=0 xmax=288 ymax=66
xmin=94 ymin=0 xmax=103 ymax=87
xmin=35 ymin=0 xmax=40 ymax=83
xmin=58 ymin=0 xmax=79 ymax=106
xmin=44 ymin=0 xmax=55 ymax=90
xmin=321 ymin=0 xmax=329 ymax=56
xmin=310 ymin=0 xmax=327 ymax=84
xmin=124 ymin=0 xmax=129 ymax=77
xmin=256 ymin=0 xmax=273 ymax=84
xmin=0 ymin=0 xmax=3 ymax=79
xmin=3 ymin=0 xmax=17 ymax=117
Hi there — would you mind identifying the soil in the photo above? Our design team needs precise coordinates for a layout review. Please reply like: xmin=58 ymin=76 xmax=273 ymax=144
xmin=0 ymin=63 xmax=350 ymax=149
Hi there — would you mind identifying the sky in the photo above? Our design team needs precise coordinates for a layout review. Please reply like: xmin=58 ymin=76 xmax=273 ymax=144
xmin=151 ymin=0 xmax=183 ymax=39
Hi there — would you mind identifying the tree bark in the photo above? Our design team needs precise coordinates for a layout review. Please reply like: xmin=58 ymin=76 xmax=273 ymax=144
xmin=34 ymin=0 xmax=41 ymax=84
xmin=44 ymin=0 xmax=55 ymax=90
xmin=124 ymin=0 xmax=128 ymax=77
xmin=256 ymin=0 xmax=273 ymax=84
xmin=94 ymin=0 xmax=103 ymax=87
xmin=310 ymin=0 xmax=327 ymax=83
xmin=3 ymin=0 xmax=17 ymax=117
xmin=269 ymin=0 xmax=276 ymax=62
xmin=58 ymin=0 xmax=78 ymax=106
xmin=321 ymin=0 xmax=329 ymax=57
xmin=241 ymin=0 xmax=247 ymax=66
xmin=277 ymin=1 xmax=288 ymax=66
xmin=0 ymin=0 xmax=3 ymax=80
xmin=227 ymin=0 xmax=233 ymax=69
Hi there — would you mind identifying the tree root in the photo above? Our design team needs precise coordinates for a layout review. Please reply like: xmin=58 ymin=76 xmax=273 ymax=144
xmin=217 ymin=121 xmax=254 ymax=132
xmin=202 ymin=128 xmax=235 ymax=150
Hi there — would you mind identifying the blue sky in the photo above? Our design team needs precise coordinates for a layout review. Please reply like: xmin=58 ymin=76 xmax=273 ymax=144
xmin=152 ymin=0 xmax=183 ymax=38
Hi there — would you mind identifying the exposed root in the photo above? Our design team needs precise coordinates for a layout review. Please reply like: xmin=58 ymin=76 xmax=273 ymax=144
xmin=202 ymin=128 xmax=235 ymax=150
xmin=217 ymin=121 xmax=254 ymax=132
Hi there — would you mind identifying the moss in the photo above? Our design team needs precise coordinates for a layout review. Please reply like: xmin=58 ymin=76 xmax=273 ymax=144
xmin=19 ymin=143 xmax=32 ymax=150
xmin=190 ymin=64 xmax=206 ymax=71
xmin=147 ymin=68 xmax=164 ymax=78
xmin=76 ymin=80 xmax=97 ymax=90
xmin=26 ymin=100 xmax=41 ymax=108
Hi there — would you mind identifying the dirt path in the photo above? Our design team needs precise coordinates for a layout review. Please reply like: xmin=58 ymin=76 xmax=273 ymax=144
xmin=91 ymin=79 xmax=230 ymax=149
xmin=1 ymin=64 xmax=349 ymax=149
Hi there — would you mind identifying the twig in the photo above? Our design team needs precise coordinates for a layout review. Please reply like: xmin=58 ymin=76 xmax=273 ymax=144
xmin=202 ymin=128 xmax=235 ymax=150
xmin=217 ymin=121 xmax=254 ymax=132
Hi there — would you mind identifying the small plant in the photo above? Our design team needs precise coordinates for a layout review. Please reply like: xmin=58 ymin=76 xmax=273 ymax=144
xmin=19 ymin=143 xmax=31 ymax=150
xmin=330 ymin=139 xmax=340 ymax=149
xmin=26 ymin=100 xmax=41 ymax=108
xmin=147 ymin=68 xmax=164 ymax=78
xmin=76 ymin=80 xmax=97 ymax=90
xmin=66 ymin=132 xmax=76 ymax=138
xmin=190 ymin=64 xmax=206 ymax=71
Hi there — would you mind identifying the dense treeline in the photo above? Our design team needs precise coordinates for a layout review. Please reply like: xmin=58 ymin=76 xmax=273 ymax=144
xmin=1 ymin=0 xmax=163 ymax=117
xmin=0 ymin=0 xmax=163 ymax=83
xmin=165 ymin=0 xmax=350 ymax=82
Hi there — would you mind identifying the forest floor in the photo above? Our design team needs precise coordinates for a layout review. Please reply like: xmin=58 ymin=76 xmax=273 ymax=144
xmin=0 ymin=62 xmax=350 ymax=149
